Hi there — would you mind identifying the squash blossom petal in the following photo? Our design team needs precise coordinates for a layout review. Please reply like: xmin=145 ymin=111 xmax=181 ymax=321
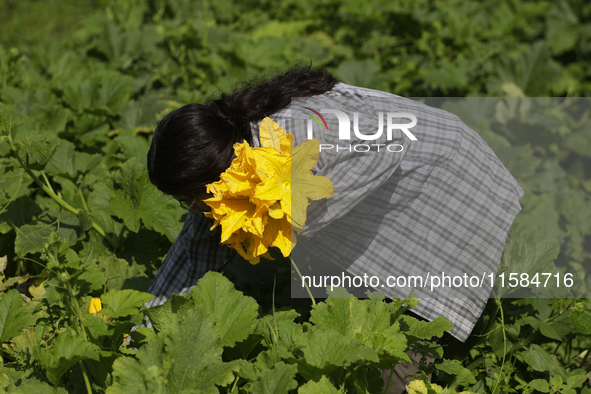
xmin=89 ymin=297 xmax=102 ymax=314
xmin=204 ymin=117 xmax=333 ymax=264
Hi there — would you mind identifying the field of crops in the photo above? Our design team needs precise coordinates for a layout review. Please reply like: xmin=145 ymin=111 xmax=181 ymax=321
xmin=1 ymin=0 xmax=591 ymax=393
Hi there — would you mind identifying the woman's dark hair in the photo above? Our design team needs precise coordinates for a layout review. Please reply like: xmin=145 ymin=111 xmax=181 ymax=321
xmin=147 ymin=64 xmax=338 ymax=196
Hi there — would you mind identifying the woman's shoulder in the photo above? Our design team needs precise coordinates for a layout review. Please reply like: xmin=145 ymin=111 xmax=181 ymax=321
xmin=249 ymin=82 xmax=471 ymax=154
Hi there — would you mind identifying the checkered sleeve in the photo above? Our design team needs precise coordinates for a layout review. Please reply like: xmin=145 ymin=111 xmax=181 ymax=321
xmin=145 ymin=210 xmax=236 ymax=309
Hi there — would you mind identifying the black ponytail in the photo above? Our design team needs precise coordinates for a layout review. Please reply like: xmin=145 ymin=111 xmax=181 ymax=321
xmin=147 ymin=64 xmax=338 ymax=196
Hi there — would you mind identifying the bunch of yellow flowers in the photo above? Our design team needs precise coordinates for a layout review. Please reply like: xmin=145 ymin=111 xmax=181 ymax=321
xmin=204 ymin=117 xmax=333 ymax=264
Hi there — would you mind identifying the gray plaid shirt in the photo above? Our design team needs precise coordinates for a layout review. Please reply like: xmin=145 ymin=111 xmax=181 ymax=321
xmin=147 ymin=83 xmax=524 ymax=342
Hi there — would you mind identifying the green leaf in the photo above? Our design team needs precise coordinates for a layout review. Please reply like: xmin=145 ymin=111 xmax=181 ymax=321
xmin=310 ymin=295 xmax=412 ymax=362
xmin=112 ymin=324 xmax=243 ymax=394
xmin=569 ymin=299 xmax=591 ymax=334
xmin=14 ymin=134 xmax=59 ymax=171
xmin=0 ymin=289 xmax=33 ymax=342
xmin=490 ymin=41 xmax=560 ymax=96
xmin=335 ymin=59 xmax=386 ymax=89
xmin=61 ymin=69 xmax=135 ymax=115
xmin=118 ymin=93 xmax=169 ymax=131
xmin=497 ymin=238 xmax=563 ymax=297
xmin=4 ymin=376 xmax=68 ymax=393
xmin=145 ymin=294 xmax=195 ymax=335
xmin=82 ymin=314 xmax=110 ymax=340
xmin=401 ymin=315 xmax=453 ymax=340
xmin=76 ymin=263 xmax=107 ymax=296
xmin=109 ymin=158 xmax=183 ymax=242
xmin=503 ymin=239 xmax=561 ymax=276
xmin=96 ymin=254 xmax=149 ymax=292
xmin=0 ymin=166 xmax=33 ymax=207
xmin=111 ymin=133 xmax=151 ymax=164
xmin=528 ymin=379 xmax=549 ymax=393
xmin=550 ymin=374 xmax=563 ymax=387
xmin=107 ymin=338 xmax=168 ymax=394
xmin=14 ymin=223 xmax=55 ymax=256
xmin=252 ymin=20 xmax=312 ymax=41
xmin=101 ymin=289 xmax=154 ymax=318
xmin=165 ymin=305 xmax=242 ymax=392
xmin=538 ymin=321 xmax=562 ymax=341
xmin=422 ymin=57 xmax=471 ymax=93
xmin=489 ymin=322 xmax=513 ymax=359
xmin=298 ymin=376 xmax=342 ymax=394
xmin=109 ymin=190 xmax=141 ymax=232
xmin=274 ymin=320 xmax=305 ymax=359
xmin=248 ymin=362 xmax=298 ymax=394
xmin=15 ymin=211 xmax=83 ymax=256
xmin=545 ymin=0 xmax=579 ymax=55
xmin=44 ymin=139 xmax=101 ymax=177
xmin=566 ymin=129 xmax=591 ymax=158
xmin=42 ymin=232 xmax=71 ymax=263
xmin=296 ymin=329 xmax=378 ymax=380
xmin=33 ymin=333 xmax=100 ymax=386
xmin=519 ymin=316 xmax=541 ymax=330
xmin=509 ymin=194 xmax=565 ymax=247
xmin=98 ymin=73 xmax=136 ymax=114
xmin=191 ymin=271 xmax=259 ymax=347
xmin=522 ymin=344 xmax=566 ymax=377
xmin=310 ymin=296 xmax=371 ymax=336
xmin=0 ymin=195 xmax=42 ymax=234
xmin=255 ymin=309 xmax=300 ymax=338
xmin=566 ymin=374 xmax=587 ymax=388
xmin=434 ymin=359 xmax=476 ymax=385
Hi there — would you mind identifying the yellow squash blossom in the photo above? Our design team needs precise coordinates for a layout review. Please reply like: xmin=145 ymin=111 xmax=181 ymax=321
xmin=205 ymin=117 xmax=333 ymax=264
xmin=89 ymin=297 xmax=102 ymax=314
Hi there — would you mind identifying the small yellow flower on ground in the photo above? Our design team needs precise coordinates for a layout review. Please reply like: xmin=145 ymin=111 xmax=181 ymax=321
xmin=89 ymin=297 xmax=102 ymax=314
xmin=205 ymin=117 xmax=333 ymax=264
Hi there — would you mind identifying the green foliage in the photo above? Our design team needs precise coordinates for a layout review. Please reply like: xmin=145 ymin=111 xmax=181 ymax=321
xmin=0 ymin=0 xmax=590 ymax=393
xmin=298 ymin=376 xmax=343 ymax=394
xmin=110 ymin=273 xmax=443 ymax=393
xmin=13 ymin=136 xmax=58 ymax=172
xmin=33 ymin=333 xmax=101 ymax=386
xmin=191 ymin=272 xmax=260 ymax=347
xmin=101 ymin=289 xmax=154 ymax=318
xmin=0 ymin=290 xmax=33 ymax=343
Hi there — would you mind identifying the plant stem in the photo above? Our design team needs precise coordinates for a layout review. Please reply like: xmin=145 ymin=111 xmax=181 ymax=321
xmin=8 ymin=136 xmax=115 ymax=248
xmin=25 ymin=164 xmax=80 ymax=215
xmin=79 ymin=360 xmax=93 ymax=394
xmin=78 ymin=187 xmax=90 ymax=212
xmin=383 ymin=367 xmax=396 ymax=394
xmin=452 ymin=300 xmax=508 ymax=392
xmin=490 ymin=301 xmax=506 ymax=394
xmin=65 ymin=291 xmax=93 ymax=393
xmin=230 ymin=374 xmax=239 ymax=393
xmin=290 ymin=256 xmax=315 ymax=306
xmin=41 ymin=171 xmax=55 ymax=194
xmin=465 ymin=329 xmax=540 ymax=373
xmin=480 ymin=300 xmax=501 ymax=342
xmin=8 ymin=135 xmax=116 ymax=249
xmin=70 ymin=295 xmax=90 ymax=342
